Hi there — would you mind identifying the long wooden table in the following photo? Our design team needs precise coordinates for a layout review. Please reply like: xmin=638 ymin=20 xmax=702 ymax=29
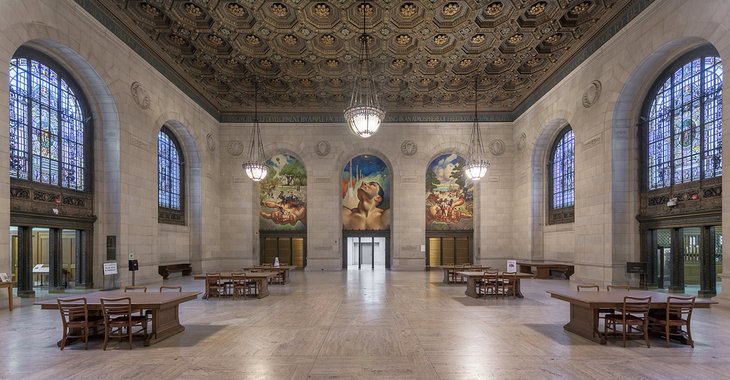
xmin=517 ymin=261 xmax=574 ymax=279
xmin=457 ymin=271 xmax=534 ymax=298
xmin=440 ymin=265 xmax=491 ymax=284
xmin=547 ymin=289 xmax=717 ymax=344
xmin=240 ymin=265 xmax=295 ymax=284
xmin=35 ymin=291 xmax=199 ymax=346
xmin=0 ymin=282 xmax=12 ymax=311
xmin=193 ymin=272 xmax=276 ymax=299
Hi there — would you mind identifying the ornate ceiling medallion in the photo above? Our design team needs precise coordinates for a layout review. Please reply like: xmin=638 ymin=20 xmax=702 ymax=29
xmin=271 ymin=3 xmax=289 ymax=17
xmin=485 ymin=2 xmax=504 ymax=16
xmin=226 ymin=3 xmax=247 ymax=17
xmin=443 ymin=2 xmax=460 ymax=16
xmin=529 ymin=2 xmax=547 ymax=16
xmin=314 ymin=3 xmax=331 ymax=17
xmin=400 ymin=3 xmax=417 ymax=18
xmin=571 ymin=1 xmax=592 ymax=15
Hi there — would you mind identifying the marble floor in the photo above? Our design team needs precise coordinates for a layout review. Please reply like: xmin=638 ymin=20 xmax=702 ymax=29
xmin=0 ymin=270 xmax=728 ymax=380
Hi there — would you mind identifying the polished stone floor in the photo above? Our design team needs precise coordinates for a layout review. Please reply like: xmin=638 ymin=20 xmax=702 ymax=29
xmin=0 ymin=270 xmax=728 ymax=380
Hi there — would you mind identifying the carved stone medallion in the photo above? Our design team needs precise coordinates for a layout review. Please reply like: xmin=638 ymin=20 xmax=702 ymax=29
xmin=315 ymin=140 xmax=331 ymax=157
xmin=488 ymin=139 xmax=505 ymax=156
xmin=400 ymin=140 xmax=417 ymax=156
xmin=517 ymin=132 xmax=527 ymax=152
xmin=227 ymin=140 xmax=244 ymax=156
xmin=582 ymin=80 xmax=602 ymax=108
xmin=206 ymin=133 xmax=215 ymax=152
xmin=130 ymin=81 xmax=151 ymax=110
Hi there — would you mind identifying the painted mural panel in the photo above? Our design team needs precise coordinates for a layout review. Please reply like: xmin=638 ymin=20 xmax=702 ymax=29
xmin=342 ymin=155 xmax=391 ymax=230
xmin=426 ymin=153 xmax=473 ymax=230
xmin=259 ymin=154 xmax=306 ymax=231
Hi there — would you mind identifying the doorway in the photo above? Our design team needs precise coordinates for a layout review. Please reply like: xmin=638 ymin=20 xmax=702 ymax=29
xmin=647 ymin=226 xmax=722 ymax=296
xmin=343 ymin=234 xmax=389 ymax=270
xmin=426 ymin=234 xmax=472 ymax=268
xmin=260 ymin=235 xmax=306 ymax=267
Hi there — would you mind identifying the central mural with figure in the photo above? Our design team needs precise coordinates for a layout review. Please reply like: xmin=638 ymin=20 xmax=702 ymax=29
xmin=426 ymin=153 xmax=473 ymax=230
xmin=342 ymin=155 xmax=391 ymax=231
xmin=259 ymin=154 xmax=306 ymax=231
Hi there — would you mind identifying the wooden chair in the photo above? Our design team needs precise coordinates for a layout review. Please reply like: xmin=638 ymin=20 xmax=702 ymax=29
xmin=230 ymin=272 xmax=248 ymax=300
xmin=124 ymin=285 xmax=149 ymax=318
xmin=205 ymin=273 xmax=223 ymax=298
xmin=649 ymin=295 xmax=695 ymax=347
xmin=479 ymin=270 xmax=500 ymax=297
xmin=57 ymin=297 xmax=103 ymax=350
xmin=123 ymin=285 xmax=147 ymax=293
xmin=604 ymin=296 xmax=652 ymax=347
xmin=159 ymin=286 xmax=182 ymax=292
xmin=607 ymin=285 xmax=631 ymax=291
xmin=499 ymin=271 xmax=517 ymax=297
xmin=100 ymin=297 xmax=148 ymax=350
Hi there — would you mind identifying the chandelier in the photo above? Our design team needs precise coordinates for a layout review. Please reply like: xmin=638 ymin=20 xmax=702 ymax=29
xmin=464 ymin=76 xmax=490 ymax=181
xmin=343 ymin=1 xmax=385 ymax=138
xmin=242 ymin=83 xmax=268 ymax=181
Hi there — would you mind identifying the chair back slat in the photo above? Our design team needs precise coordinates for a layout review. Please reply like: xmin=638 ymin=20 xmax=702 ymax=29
xmin=622 ymin=296 xmax=651 ymax=314
xmin=576 ymin=285 xmax=599 ymax=291
xmin=160 ymin=286 xmax=182 ymax=292
xmin=607 ymin=285 xmax=630 ymax=291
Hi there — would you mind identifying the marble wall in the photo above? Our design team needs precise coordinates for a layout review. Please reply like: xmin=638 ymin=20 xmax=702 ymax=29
xmin=0 ymin=0 xmax=727 ymax=303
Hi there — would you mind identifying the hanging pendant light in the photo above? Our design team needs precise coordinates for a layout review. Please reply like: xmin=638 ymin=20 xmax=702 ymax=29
xmin=344 ymin=0 xmax=385 ymax=138
xmin=464 ymin=75 xmax=490 ymax=181
xmin=242 ymin=83 xmax=268 ymax=181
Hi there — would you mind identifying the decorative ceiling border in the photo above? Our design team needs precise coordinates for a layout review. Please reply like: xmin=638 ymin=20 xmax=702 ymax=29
xmin=74 ymin=0 xmax=654 ymax=124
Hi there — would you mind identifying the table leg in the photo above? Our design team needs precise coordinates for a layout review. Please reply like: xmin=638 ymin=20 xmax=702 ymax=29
xmin=145 ymin=304 xmax=185 ymax=346
xmin=464 ymin=277 xmax=478 ymax=298
xmin=514 ymin=279 xmax=524 ymax=298
xmin=7 ymin=285 xmax=12 ymax=311
xmin=563 ymin=303 xmax=603 ymax=343
xmin=257 ymin=278 xmax=269 ymax=298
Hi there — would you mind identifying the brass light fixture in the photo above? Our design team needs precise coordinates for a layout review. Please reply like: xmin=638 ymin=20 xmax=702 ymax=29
xmin=343 ymin=0 xmax=385 ymax=138
xmin=242 ymin=83 xmax=268 ymax=181
xmin=464 ymin=76 xmax=491 ymax=181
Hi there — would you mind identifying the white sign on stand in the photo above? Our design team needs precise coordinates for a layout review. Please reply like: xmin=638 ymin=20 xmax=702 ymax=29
xmin=507 ymin=260 xmax=517 ymax=272
xmin=103 ymin=261 xmax=118 ymax=275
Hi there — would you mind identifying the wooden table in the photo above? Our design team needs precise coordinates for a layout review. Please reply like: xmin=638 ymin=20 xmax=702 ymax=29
xmin=546 ymin=289 xmax=717 ymax=343
xmin=240 ymin=265 xmax=295 ymax=284
xmin=0 ymin=282 xmax=12 ymax=311
xmin=457 ymin=271 xmax=534 ymax=298
xmin=517 ymin=261 xmax=574 ymax=279
xmin=193 ymin=272 xmax=276 ymax=299
xmin=440 ymin=265 xmax=491 ymax=284
xmin=35 ymin=291 xmax=199 ymax=346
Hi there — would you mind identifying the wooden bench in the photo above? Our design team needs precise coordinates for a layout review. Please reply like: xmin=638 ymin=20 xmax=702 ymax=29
xmin=517 ymin=261 xmax=574 ymax=280
xmin=158 ymin=263 xmax=192 ymax=279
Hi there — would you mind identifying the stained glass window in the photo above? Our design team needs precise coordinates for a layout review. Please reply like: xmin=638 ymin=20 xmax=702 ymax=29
xmin=9 ymin=54 xmax=87 ymax=190
xmin=549 ymin=126 xmax=575 ymax=211
xmin=646 ymin=52 xmax=722 ymax=190
xmin=158 ymin=127 xmax=183 ymax=210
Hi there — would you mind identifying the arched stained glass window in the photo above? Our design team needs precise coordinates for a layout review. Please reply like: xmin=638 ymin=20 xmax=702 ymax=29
xmin=645 ymin=49 xmax=722 ymax=190
xmin=9 ymin=51 xmax=88 ymax=190
xmin=158 ymin=127 xmax=184 ymax=212
xmin=548 ymin=126 xmax=574 ymax=224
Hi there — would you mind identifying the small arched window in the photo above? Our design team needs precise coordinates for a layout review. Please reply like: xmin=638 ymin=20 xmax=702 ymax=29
xmin=548 ymin=126 xmax=574 ymax=224
xmin=9 ymin=49 xmax=90 ymax=191
xmin=158 ymin=127 xmax=185 ymax=224
xmin=644 ymin=47 xmax=722 ymax=191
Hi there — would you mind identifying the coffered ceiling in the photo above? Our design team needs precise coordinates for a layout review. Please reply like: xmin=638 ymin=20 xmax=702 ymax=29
xmin=79 ymin=0 xmax=651 ymax=122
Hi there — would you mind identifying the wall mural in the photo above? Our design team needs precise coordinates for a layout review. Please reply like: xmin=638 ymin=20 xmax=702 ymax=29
xmin=259 ymin=154 xmax=306 ymax=231
xmin=342 ymin=155 xmax=391 ymax=231
xmin=426 ymin=153 xmax=473 ymax=230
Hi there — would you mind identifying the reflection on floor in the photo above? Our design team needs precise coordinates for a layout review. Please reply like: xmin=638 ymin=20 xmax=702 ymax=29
xmin=1 ymin=270 xmax=728 ymax=379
